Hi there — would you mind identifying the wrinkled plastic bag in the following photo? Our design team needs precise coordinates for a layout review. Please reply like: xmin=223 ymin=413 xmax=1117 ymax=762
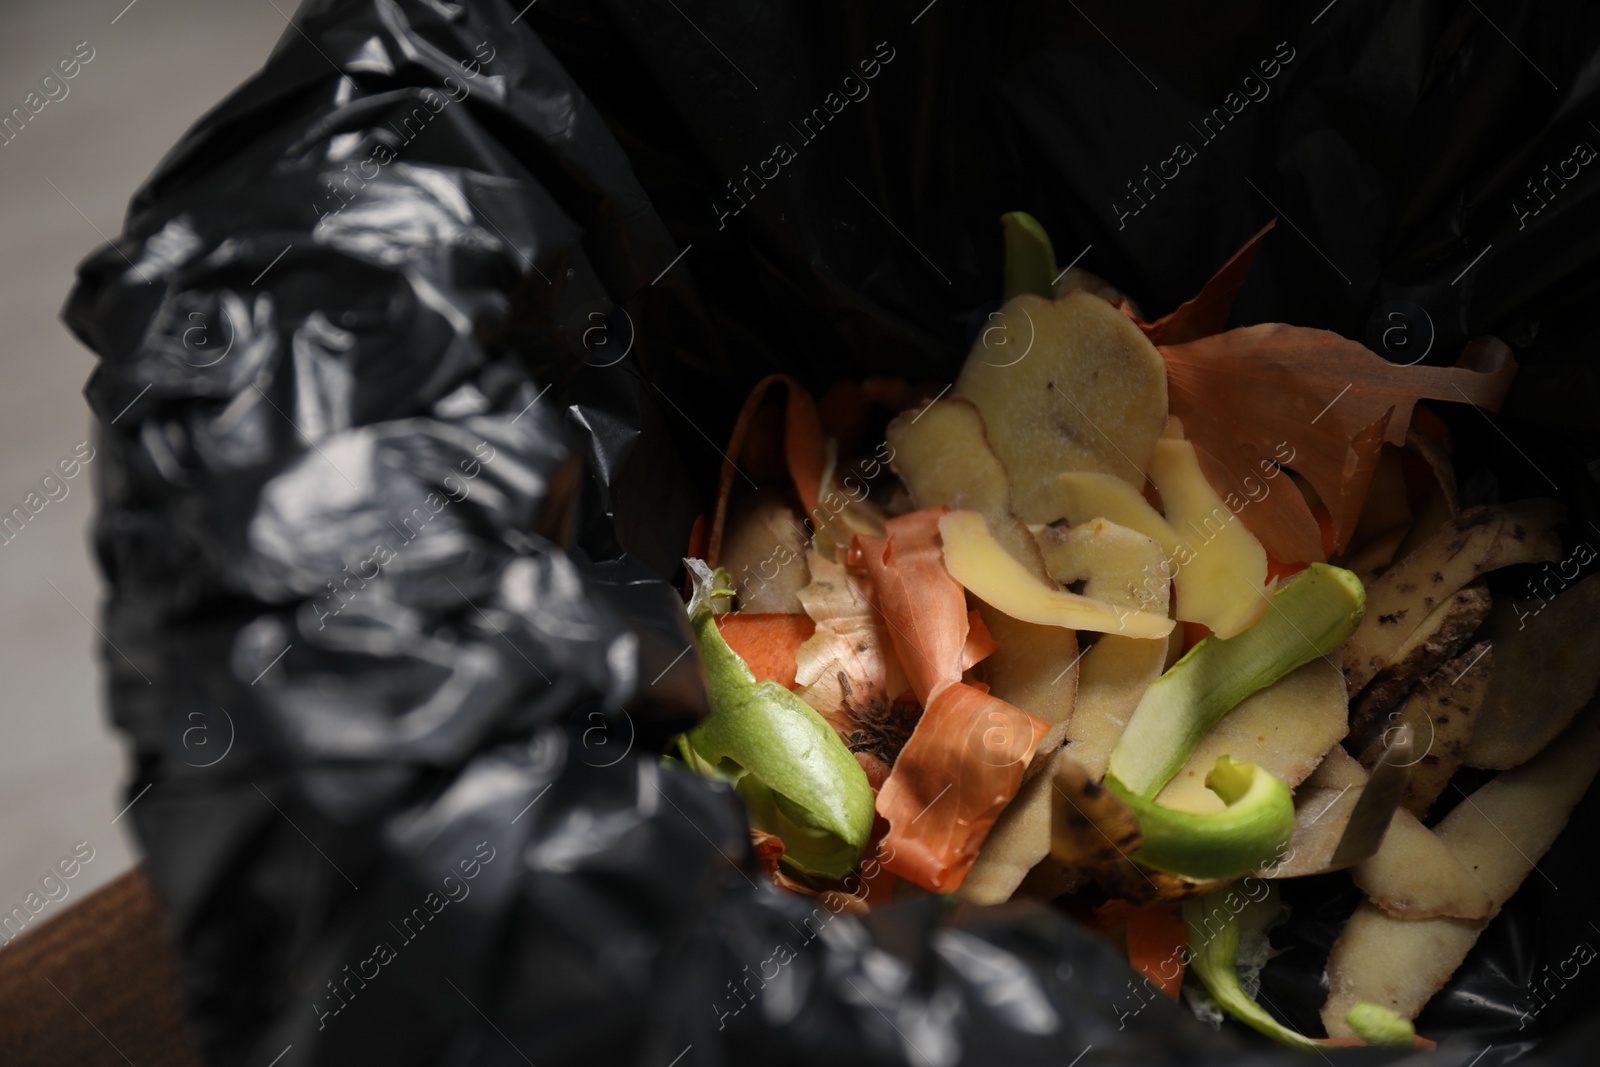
xmin=64 ymin=0 xmax=1600 ymax=1063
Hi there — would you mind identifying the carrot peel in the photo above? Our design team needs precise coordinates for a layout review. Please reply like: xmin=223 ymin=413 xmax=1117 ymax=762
xmin=716 ymin=613 xmax=815 ymax=690
xmin=1127 ymin=904 xmax=1188 ymax=1000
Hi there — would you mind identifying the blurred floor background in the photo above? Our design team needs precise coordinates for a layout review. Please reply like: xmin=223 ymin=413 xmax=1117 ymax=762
xmin=0 ymin=2 xmax=284 ymax=917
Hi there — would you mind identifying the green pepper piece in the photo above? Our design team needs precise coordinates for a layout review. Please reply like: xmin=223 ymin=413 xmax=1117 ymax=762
xmin=1344 ymin=1003 xmax=1418 ymax=1046
xmin=1107 ymin=756 xmax=1294 ymax=880
xmin=1001 ymin=211 xmax=1058 ymax=301
xmin=1109 ymin=564 xmax=1366 ymax=799
xmin=678 ymin=559 xmax=874 ymax=879
xmin=1182 ymin=890 xmax=1327 ymax=1051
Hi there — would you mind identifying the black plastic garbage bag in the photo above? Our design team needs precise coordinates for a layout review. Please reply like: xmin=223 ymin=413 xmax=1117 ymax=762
xmin=63 ymin=0 xmax=1600 ymax=1064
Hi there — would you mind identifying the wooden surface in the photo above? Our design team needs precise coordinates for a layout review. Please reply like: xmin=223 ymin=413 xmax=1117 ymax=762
xmin=0 ymin=867 xmax=201 ymax=1066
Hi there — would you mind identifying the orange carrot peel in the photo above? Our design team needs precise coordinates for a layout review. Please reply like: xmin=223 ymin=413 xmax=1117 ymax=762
xmin=1127 ymin=904 xmax=1189 ymax=1000
xmin=716 ymin=613 xmax=816 ymax=690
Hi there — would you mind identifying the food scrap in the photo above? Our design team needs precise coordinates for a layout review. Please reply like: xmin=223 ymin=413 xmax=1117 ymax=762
xmin=668 ymin=211 xmax=1593 ymax=1051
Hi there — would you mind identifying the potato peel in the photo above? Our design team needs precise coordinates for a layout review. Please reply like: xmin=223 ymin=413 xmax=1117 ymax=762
xmin=1147 ymin=433 xmax=1275 ymax=638
xmin=1263 ymin=785 xmax=1361 ymax=879
xmin=1465 ymin=573 xmax=1600 ymax=770
xmin=1036 ymin=520 xmax=1170 ymax=781
xmin=719 ymin=490 xmax=812 ymax=612
xmin=1359 ymin=641 xmax=1491 ymax=818
xmin=1343 ymin=501 xmax=1563 ymax=692
xmin=1328 ymin=725 xmax=1412 ymax=871
xmin=955 ymin=290 xmax=1170 ymax=520
xmin=1263 ymin=733 xmax=1411 ymax=879
xmin=1349 ymin=582 xmax=1490 ymax=735
xmin=887 ymin=398 xmax=1048 ymax=578
xmin=974 ymin=601 xmax=1079 ymax=773
xmin=940 ymin=510 xmax=1173 ymax=639
xmin=1351 ymin=808 xmax=1493 ymax=921
xmin=1323 ymin=704 xmax=1600 ymax=1036
xmin=959 ymin=750 xmax=1060 ymax=905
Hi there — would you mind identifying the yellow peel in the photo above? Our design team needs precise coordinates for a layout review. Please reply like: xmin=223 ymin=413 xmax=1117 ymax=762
xmin=1037 ymin=519 xmax=1170 ymax=781
xmin=1054 ymin=472 xmax=1184 ymax=559
xmin=1147 ymin=436 xmax=1275 ymax=639
xmin=939 ymin=511 xmax=1173 ymax=639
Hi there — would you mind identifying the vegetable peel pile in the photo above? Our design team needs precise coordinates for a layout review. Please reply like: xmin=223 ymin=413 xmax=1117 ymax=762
xmin=668 ymin=212 xmax=1595 ymax=1050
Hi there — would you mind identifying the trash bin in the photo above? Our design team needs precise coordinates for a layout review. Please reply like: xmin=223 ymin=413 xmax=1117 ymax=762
xmin=63 ymin=1 xmax=1600 ymax=1063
